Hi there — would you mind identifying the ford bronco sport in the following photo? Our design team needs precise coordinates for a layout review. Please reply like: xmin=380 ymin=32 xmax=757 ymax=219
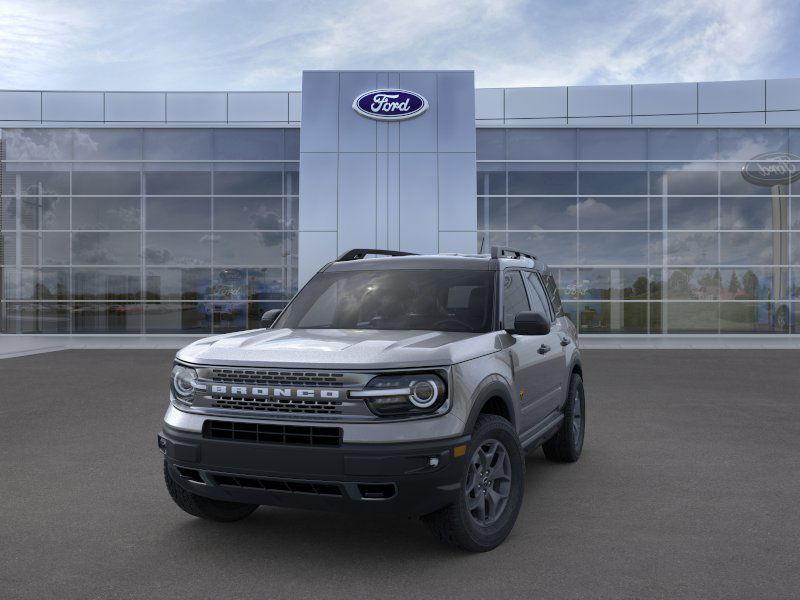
xmin=159 ymin=246 xmax=585 ymax=551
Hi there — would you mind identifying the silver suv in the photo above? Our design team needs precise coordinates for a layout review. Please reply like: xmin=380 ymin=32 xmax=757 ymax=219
xmin=159 ymin=246 xmax=585 ymax=551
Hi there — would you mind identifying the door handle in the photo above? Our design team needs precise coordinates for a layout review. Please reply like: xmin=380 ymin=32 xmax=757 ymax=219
xmin=538 ymin=344 xmax=551 ymax=354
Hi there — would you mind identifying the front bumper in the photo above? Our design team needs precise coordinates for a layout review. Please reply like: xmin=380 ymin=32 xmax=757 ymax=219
xmin=159 ymin=423 xmax=470 ymax=516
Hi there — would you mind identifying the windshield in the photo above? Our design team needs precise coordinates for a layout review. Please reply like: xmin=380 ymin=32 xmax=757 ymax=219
xmin=274 ymin=269 xmax=496 ymax=333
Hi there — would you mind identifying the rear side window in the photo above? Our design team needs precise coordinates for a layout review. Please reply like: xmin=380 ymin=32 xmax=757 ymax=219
xmin=523 ymin=272 xmax=552 ymax=321
xmin=502 ymin=271 xmax=530 ymax=328
xmin=544 ymin=273 xmax=564 ymax=316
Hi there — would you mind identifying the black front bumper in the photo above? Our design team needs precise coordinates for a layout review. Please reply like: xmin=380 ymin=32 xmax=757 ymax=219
xmin=159 ymin=423 xmax=470 ymax=516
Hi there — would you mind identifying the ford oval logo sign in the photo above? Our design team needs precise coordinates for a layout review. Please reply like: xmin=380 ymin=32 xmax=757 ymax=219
xmin=353 ymin=89 xmax=428 ymax=121
xmin=741 ymin=152 xmax=800 ymax=187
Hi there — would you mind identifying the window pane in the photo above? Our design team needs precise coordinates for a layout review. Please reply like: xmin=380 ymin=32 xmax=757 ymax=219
xmin=213 ymin=169 xmax=283 ymax=195
xmin=579 ymin=233 xmax=649 ymax=265
xmin=650 ymin=197 xmax=663 ymax=230
xmin=4 ymin=129 xmax=72 ymax=160
xmin=648 ymin=129 xmax=717 ymax=161
xmin=578 ymin=129 xmax=646 ymax=160
xmin=145 ymin=268 xmax=212 ymax=300
xmin=20 ymin=197 xmax=69 ymax=230
xmin=72 ymin=232 xmax=140 ymax=265
xmin=72 ymin=268 xmax=141 ymax=300
xmin=579 ymin=171 xmax=647 ymax=195
xmin=284 ymin=163 xmax=299 ymax=196
xmin=72 ymin=197 xmax=140 ymax=230
xmin=477 ymin=197 xmax=506 ymax=230
xmin=2 ymin=302 xmax=70 ymax=333
xmin=502 ymin=271 xmax=530 ymax=326
xmin=214 ymin=129 xmax=283 ymax=160
xmin=577 ymin=268 xmax=649 ymax=300
xmin=577 ymin=302 xmax=648 ymax=333
xmin=508 ymin=169 xmax=576 ymax=195
xmin=666 ymin=268 xmax=720 ymax=300
xmin=11 ymin=170 xmax=70 ymax=195
xmin=213 ymin=232 xmax=294 ymax=266
xmin=668 ymin=197 xmax=718 ymax=230
xmin=213 ymin=197 xmax=284 ymax=230
xmin=720 ymin=302 xmax=782 ymax=333
xmin=666 ymin=232 xmax=718 ymax=264
xmin=73 ymin=129 xmax=141 ymax=160
xmin=245 ymin=268 xmax=290 ymax=300
xmin=144 ymin=303 xmax=212 ymax=333
xmin=213 ymin=302 xmax=248 ymax=332
xmin=144 ymin=171 xmax=211 ymax=195
xmin=720 ymin=168 xmax=774 ymax=195
xmin=718 ymin=129 xmax=788 ymax=160
xmin=19 ymin=232 xmax=70 ymax=265
xmin=507 ymin=129 xmax=576 ymax=160
xmin=477 ymin=165 xmax=506 ymax=195
xmin=285 ymin=129 xmax=300 ymax=159
xmin=1 ymin=197 xmax=17 ymax=227
xmin=508 ymin=232 xmax=577 ymax=265
xmin=6 ymin=268 xmax=69 ymax=300
xmin=650 ymin=169 xmax=717 ymax=195
xmin=720 ymin=232 xmax=778 ymax=265
xmin=72 ymin=171 xmax=141 ymax=195
xmin=143 ymin=129 xmax=213 ymax=160
xmin=145 ymin=197 xmax=211 ymax=230
xmin=719 ymin=267 xmax=787 ymax=301
xmin=664 ymin=302 xmax=720 ymax=333
xmin=508 ymin=197 xmax=576 ymax=230
xmin=73 ymin=303 xmax=142 ymax=333
xmin=578 ymin=197 xmax=646 ymax=230
xmin=477 ymin=129 xmax=505 ymax=160
xmin=145 ymin=232 xmax=212 ymax=265
xmin=720 ymin=197 xmax=786 ymax=230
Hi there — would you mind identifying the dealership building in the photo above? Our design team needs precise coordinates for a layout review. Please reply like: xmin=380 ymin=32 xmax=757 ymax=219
xmin=1 ymin=70 xmax=799 ymax=340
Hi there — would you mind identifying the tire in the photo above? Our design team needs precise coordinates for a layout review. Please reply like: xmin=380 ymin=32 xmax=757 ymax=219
xmin=163 ymin=461 xmax=258 ymax=522
xmin=542 ymin=373 xmax=585 ymax=463
xmin=422 ymin=414 xmax=525 ymax=552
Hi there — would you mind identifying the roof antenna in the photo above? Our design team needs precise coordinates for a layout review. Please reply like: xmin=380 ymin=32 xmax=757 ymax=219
xmin=479 ymin=234 xmax=485 ymax=254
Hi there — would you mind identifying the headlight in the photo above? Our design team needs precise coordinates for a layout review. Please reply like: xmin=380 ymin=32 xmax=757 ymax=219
xmin=171 ymin=364 xmax=198 ymax=405
xmin=351 ymin=373 xmax=447 ymax=417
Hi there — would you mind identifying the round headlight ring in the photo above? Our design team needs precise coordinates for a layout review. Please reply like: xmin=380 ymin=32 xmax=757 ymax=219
xmin=409 ymin=379 xmax=439 ymax=408
xmin=172 ymin=365 xmax=197 ymax=399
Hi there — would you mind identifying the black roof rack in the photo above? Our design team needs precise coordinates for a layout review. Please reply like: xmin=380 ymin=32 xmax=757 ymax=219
xmin=336 ymin=248 xmax=417 ymax=262
xmin=490 ymin=246 xmax=537 ymax=261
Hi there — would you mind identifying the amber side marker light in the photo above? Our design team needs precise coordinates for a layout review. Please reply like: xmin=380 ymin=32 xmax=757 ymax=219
xmin=453 ymin=445 xmax=467 ymax=458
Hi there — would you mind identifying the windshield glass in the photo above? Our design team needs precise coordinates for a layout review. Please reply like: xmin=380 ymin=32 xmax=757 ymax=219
xmin=274 ymin=269 xmax=495 ymax=333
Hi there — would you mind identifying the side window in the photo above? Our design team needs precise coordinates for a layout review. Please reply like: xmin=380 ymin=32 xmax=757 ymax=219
xmin=522 ymin=272 xmax=551 ymax=320
xmin=502 ymin=271 xmax=530 ymax=328
xmin=544 ymin=273 xmax=564 ymax=316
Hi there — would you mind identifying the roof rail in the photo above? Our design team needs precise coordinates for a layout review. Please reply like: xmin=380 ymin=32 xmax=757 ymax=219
xmin=490 ymin=246 xmax=537 ymax=261
xmin=336 ymin=248 xmax=417 ymax=262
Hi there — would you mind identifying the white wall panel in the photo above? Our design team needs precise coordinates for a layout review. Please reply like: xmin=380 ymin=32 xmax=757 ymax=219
xmin=475 ymin=88 xmax=503 ymax=120
xmin=299 ymin=153 xmax=338 ymax=231
xmin=337 ymin=153 xmax=377 ymax=253
xmin=298 ymin=231 xmax=338 ymax=287
xmin=505 ymin=86 xmax=567 ymax=119
xmin=398 ymin=72 xmax=438 ymax=152
xmin=632 ymin=82 xmax=696 ymax=115
xmin=399 ymin=153 xmax=438 ymax=254
xmin=0 ymin=91 xmax=41 ymax=121
xmin=568 ymin=85 xmax=631 ymax=117
xmin=166 ymin=92 xmax=226 ymax=122
xmin=42 ymin=92 xmax=103 ymax=121
xmin=766 ymin=79 xmax=800 ymax=111
xmin=228 ymin=92 xmax=288 ymax=122
xmin=439 ymin=231 xmax=477 ymax=254
xmin=698 ymin=80 xmax=764 ymax=113
xmin=338 ymin=72 xmax=377 ymax=152
xmin=438 ymin=153 xmax=477 ymax=231
xmin=105 ymin=92 xmax=165 ymax=122
xmin=437 ymin=71 xmax=476 ymax=152
xmin=698 ymin=112 xmax=765 ymax=125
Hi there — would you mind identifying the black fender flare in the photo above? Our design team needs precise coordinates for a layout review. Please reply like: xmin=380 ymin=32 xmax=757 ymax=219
xmin=463 ymin=376 xmax=517 ymax=433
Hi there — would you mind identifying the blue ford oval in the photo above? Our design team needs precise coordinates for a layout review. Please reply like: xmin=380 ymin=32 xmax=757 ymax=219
xmin=352 ymin=89 xmax=428 ymax=121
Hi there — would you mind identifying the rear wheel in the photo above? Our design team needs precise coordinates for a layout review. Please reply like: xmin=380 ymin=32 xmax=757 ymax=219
xmin=542 ymin=373 xmax=585 ymax=463
xmin=422 ymin=414 xmax=525 ymax=552
xmin=163 ymin=461 xmax=258 ymax=522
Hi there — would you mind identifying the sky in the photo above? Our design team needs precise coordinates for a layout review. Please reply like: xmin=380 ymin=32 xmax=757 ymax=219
xmin=0 ymin=0 xmax=798 ymax=91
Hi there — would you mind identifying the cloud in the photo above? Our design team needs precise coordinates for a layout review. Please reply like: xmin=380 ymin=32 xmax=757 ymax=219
xmin=0 ymin=0 xmax=795 ymax=90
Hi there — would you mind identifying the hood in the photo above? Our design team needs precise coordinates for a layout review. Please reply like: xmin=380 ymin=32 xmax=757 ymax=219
xmin=176 ymin=328 xmax=501 ymax=369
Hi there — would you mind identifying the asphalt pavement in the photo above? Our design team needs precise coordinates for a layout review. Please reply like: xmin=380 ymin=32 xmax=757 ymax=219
xmin=1 ymin=349 xmax=799 ymax=599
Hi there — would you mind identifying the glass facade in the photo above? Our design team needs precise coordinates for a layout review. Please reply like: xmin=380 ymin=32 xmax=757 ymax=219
xmin=478 ymin=128 xmax=800 ymax=335
xmin=0 ymin=128 xmax=299 ymax=334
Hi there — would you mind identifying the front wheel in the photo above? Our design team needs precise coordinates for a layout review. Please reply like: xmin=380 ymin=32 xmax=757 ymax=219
xmin=422 ymin=415 xmax=525 ymax=552
xmin=164 ymin=461 xmax=258 ymax=522
xmin=542 ymin=373 xmax=585 ymax=463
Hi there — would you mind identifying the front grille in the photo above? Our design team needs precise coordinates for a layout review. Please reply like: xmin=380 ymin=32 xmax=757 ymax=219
xmin=208 ymin=368 xmax=347 ymax=388
xmin=204 ymin=420 xmax=342 ymax=447
xmin=210 ymin=474 xmax=343 ymax=496
xmin=210 ymin=395 xmax=342 ymax=415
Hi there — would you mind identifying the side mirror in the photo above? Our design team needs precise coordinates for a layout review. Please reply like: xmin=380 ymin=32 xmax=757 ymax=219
xmin=260 ymin=309 xmax=282 ymax=329
xmin=509 ymin=311 xmax=550 ymax=336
